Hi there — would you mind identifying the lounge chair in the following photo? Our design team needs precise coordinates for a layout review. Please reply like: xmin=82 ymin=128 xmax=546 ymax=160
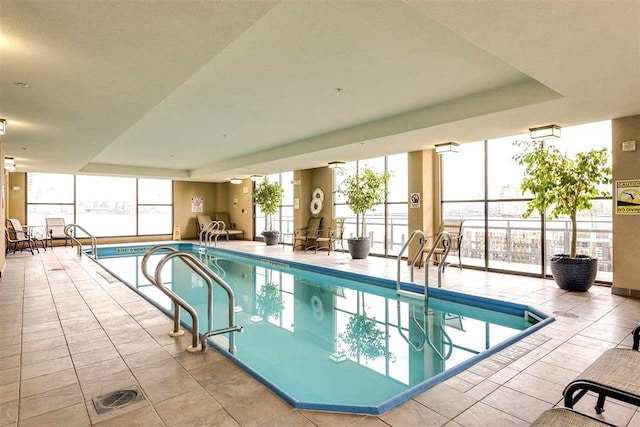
xmin=293 ymin=216 xmax=323 ymax=252
xmin=196 ymin=214 xmax=214 ymax=235
xmin=45 ymin=217 xmax=69 ymax=248
xmin=5 ymin=222 xmax=35 ymax=255
xmin=315 ymin=217 xmax=345 ymax=254
xmin=563 ymin=324 xmax=640 ymax=414
xmin=214 ymin=212 xmax=244 ymax=240
xmin=530 ymin=408 xmax=615 ymax=426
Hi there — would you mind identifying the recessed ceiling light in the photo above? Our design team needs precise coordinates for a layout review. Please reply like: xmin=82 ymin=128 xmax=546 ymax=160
xmin=15 ymin=82 xmax=30 ymax=88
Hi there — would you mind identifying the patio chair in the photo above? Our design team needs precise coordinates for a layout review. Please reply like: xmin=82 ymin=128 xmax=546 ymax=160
xmin=315 ymin=217 xmax=345 ymax=255
xmin=563 ymin=324 xmax=640 ymax=415
xmin=293 ymin=216 xmax=323 ymax=252
xmin=530 ymin=408 xmax=615 ymax=426
xmin=214 ymin=212 xmax=244 ymax=240
xmin=5 ymin=222 xmax=35 ymax=255
xmin=45 ymin=217 xmax=69 ymax=248
xmin=196 ymin=214 xmax=214 ymax=234
xmin=419 ymin=220 xmax=464 ymax=270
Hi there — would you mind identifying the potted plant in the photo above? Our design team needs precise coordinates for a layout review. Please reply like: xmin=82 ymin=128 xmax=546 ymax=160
xmin=253 ymin=178 xmax=284 ymax=245
xmin=335 ymin=166 xmax=390 ymax=259
xmin=513 ymin=139 xmax=612 ymax=291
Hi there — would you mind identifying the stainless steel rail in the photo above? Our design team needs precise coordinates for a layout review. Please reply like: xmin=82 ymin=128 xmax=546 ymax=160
xmin=64 ymin=224 xmax=98 ymax=258
xmin=199 ymin=220 xmax=225 ymax=248
xmin=141 ymin=245 xmax=242 ymax=353
xmin=396 ymin=230 xmax=426 ymax=297
xmin=423 ymin=231 xmax=452 ymax=290
xmin=395 ymin=301 xmax=453 ymax=360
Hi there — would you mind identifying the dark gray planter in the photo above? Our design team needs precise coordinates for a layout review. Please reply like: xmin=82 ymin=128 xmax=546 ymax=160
xmin=550 ymin=254 xmax=598 ymax=292
xmin=347 ymin=237 xmax=371 ymax=259
xmin=262 ymin=231 xmax=280 ymax=246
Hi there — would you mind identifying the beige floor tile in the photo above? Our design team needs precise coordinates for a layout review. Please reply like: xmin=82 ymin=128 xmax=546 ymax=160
xmin=300 ymin=409 xmax=367 ymax=427
xmin=19 ymin=383 xmax=84 ymax=421
xmin=481 ymin=386 xmax=552 ymax=423
xmin=221 ymin=386 xmax=293 ymax=427
xmin=20 ymin=368 xmax=79 ymax=398
xmin=22 ymin=345 xmax=70 ymax=366
xmin=0 ymin=383 xmax=18 ymax=405
xmin=0 ymin=356 xmax=19 ymax=372
xmin=259 ymin=410 xmax=315 ymax=427
xmin=92 ymin=405 xmax=163 ymax=427
xmin=71 ymin=346 xmax=121 ymax=368
xmin=17 ymin=401 xmax=90 ymax=427
xmin=0 ymin=399 xmax=18 ymax=426
xmin=413 ymin=383 xmax=477 ymax=419
xmin=154 ymin=389 xmax=222 ymax=426
xmin=0 ymin=369 xmax=19 ymax=388
xmin=21 ymin=355 xmax=74 ymax=380
xmin=121 ymin=346 xmax=173 ymax=370
xmin=453 ymin=402 xmax=528 ymax=427
xmin=380 ymin=399 xmax=449 ymax=427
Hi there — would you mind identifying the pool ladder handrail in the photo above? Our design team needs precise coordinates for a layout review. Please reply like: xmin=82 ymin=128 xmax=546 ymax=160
xmin=396 ymin=230 xmax=426 ymax=296
xmin=398 ymin=231 xmax=453 ymax=299
xmin=64 ymin=224 xmax=98 ymax=258
xmin=395 ymin=301 xmax=454 ymax=360
xmin=141 ymin=245 xmax=242 ymax=353
xmin=199 ymin=220 xmax=225 ymax=248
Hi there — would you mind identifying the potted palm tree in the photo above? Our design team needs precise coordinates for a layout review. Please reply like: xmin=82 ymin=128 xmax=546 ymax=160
xmin=253 ymin=179 xmax=284 ymax=245
xmin=513 ymin=140 xmax=612 ymax=291
xmin=335 ymin=166 xmax=390 ymax=259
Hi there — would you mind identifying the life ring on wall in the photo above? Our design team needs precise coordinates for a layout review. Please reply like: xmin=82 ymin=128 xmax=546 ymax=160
xmin=310 ymin=199 xmax=323 ymax=215
xmin=310 ymin=188 xmax=324 ymax=215
xmin=311 ymin=295 xmax=324 ymax=321
xmin=312 ymin=188 xmax=324 ymax=202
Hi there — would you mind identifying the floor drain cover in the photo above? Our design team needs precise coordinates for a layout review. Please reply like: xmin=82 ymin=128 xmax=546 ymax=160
xmin=553 ymin=310 xmax=579 ymax=318
xmin=92 ymin=386 xmax=144 ymax=414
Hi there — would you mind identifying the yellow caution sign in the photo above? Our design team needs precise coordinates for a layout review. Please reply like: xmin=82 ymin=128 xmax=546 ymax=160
xmin=172 ymin=224 xmax=181 ymax=240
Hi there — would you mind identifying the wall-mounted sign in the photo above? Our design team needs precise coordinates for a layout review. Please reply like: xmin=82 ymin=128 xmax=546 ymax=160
xmin=410 ymin=192 xmax=420 ymax=208
xmin=616 ymin=180 xmax=640 ymax=214
xmin=191 ymin=196 xmax=203 ymax=213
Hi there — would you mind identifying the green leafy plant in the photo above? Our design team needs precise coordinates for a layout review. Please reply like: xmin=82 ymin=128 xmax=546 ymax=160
xmin=338 ymin=295 xmax=393 ymax=361
xmin=335 ymin=166 xmax=390 ymax=239
xmin=513 ymin=140 xmax=612 ymax=258
xmin=253 ymin=179 xmax=284 ymax=231
xmin=255 ymin=282 xmax=283 ymax=321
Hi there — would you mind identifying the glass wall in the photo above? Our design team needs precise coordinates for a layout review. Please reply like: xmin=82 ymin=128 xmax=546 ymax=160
xmin=441 ymin=120 xmax=612 ymax=281
xmin=333 ymin=153 xmax=408 ymax=257
xmin=27 ymin=173 xmax=173 ymax=237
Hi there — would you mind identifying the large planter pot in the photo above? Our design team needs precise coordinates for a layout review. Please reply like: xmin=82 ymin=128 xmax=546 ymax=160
xmin=262 ymin=231 xmax=280 ymax=246
xmin=550 ymin=254 xmax=598 ymax=292
xmin=348 ymin=237 xmax=371 ymax=259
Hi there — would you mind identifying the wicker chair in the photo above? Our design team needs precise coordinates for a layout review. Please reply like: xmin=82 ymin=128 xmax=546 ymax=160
xmin=563 ymin=324 xmax=640 ymax=414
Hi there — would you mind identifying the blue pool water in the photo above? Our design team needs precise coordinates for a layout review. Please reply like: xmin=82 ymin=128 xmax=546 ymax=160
xmin=93 ymin=243 xmax=552 ymax=414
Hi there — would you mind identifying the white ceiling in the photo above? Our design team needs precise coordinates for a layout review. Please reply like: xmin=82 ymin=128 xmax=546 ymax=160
xmin=1 ymin=0 xmax=639 ymax=182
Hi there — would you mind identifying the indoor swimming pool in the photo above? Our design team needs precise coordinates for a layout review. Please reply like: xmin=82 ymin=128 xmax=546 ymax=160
xmin=93 ymin=243 xmax=552 ymax=414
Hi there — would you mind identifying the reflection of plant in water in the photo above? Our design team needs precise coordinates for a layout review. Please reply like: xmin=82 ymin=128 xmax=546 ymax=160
xmin=339 ymin=297 xmax=394 ymax=362
xmin=255 ymin=282 xmax=283 ymax=321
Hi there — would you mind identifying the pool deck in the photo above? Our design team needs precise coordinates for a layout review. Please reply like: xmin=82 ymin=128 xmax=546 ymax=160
xmin=1 ymin=240 xmax=639 ymax=426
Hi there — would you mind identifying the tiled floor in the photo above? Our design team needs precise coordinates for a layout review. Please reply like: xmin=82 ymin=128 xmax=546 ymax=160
xmin=1 ymin=241 xmax=639 ymax=426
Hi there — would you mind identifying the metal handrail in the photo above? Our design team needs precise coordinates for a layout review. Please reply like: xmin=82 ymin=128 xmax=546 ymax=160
xmin=395 ymin=301 xmax=454 ymax=360
xmin=64 ymin=224 xmax=98 ymax=258
xmin=141 ymin=245 xmax=242 ymax=353
xmin=142 ymin=245 xmax=197 ymax=348
xmin=396 ymin=230 xmax=426 ymax=297
xmin=199 ymin=220 xmax=225 ymax=248
xmin=423 ymin=231 xmax=452 ymax=290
